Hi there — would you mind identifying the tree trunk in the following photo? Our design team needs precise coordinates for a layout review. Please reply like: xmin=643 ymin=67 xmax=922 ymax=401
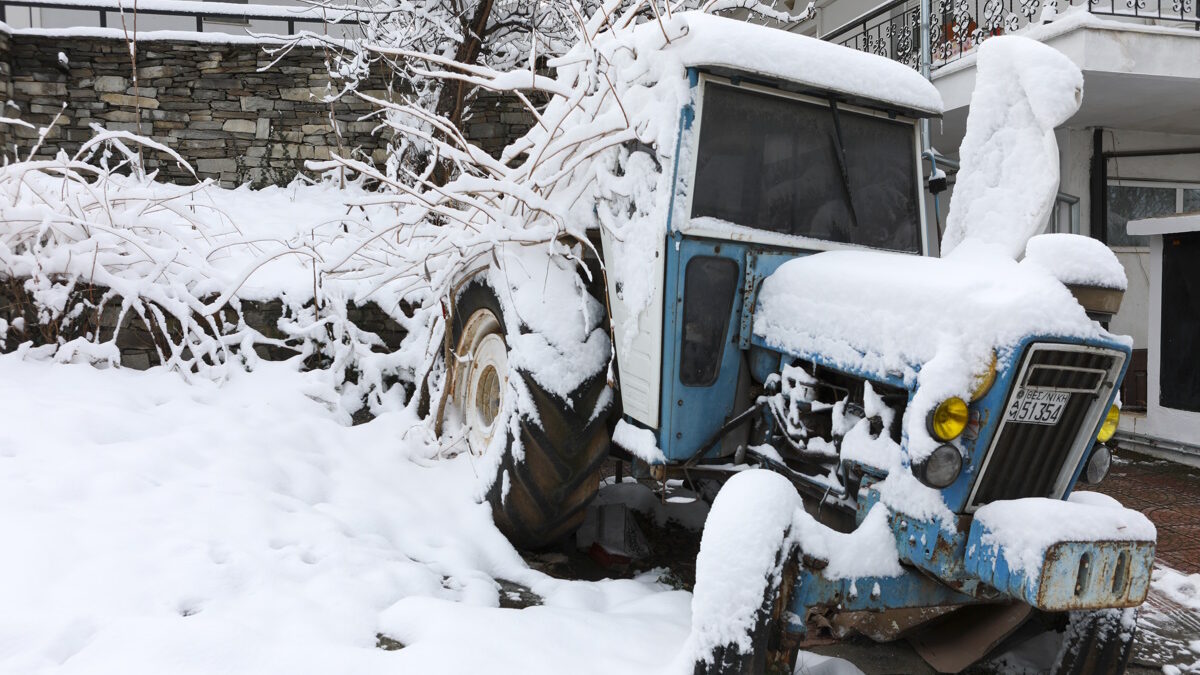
xmin=431 ymin=0 xmax=495 ymax=185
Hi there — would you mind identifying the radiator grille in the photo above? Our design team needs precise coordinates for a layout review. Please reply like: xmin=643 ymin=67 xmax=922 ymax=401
xmin=967 ymin=344 xmax=1124 ymax=511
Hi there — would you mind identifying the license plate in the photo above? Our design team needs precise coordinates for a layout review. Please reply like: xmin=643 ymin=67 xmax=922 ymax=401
xmin=1006 ymin=389 xmax=1070 ymax=425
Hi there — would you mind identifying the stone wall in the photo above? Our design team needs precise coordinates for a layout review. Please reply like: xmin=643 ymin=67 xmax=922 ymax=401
xmin=0 ymin=31 xmax=536 ymax=187
xmin=0 ymin=278 xmax=408 ymax=370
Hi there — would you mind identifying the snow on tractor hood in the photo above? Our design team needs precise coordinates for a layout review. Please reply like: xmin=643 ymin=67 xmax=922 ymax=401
xmin=753 ymin=240 xmax=1125 ymax=463
xmin=753 ymin=239 xmax=1118 ymax=387
xmin=653 ymin=12 xmax=944 ymax=117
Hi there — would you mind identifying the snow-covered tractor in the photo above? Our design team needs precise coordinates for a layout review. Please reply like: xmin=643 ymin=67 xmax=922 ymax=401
xmin=436 ymin=11 xmax=1155 ymax=674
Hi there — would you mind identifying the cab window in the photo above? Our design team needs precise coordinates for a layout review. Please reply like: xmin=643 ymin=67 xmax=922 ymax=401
xmin=691 ymin=82 xmax=921 ymax=253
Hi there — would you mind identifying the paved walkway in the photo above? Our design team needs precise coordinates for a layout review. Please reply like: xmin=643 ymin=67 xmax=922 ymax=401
xmin=1077 ymin=449 xmax=1200 ymax=672
xmin=1080 ymin=448 xmax=1200 ymax=574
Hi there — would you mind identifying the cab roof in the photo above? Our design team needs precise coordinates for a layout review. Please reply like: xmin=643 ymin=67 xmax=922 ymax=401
xmin=664 ymin=12 xmax=944 ymax=118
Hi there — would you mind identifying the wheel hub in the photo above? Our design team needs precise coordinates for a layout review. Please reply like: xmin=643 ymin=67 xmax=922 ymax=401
xmin=453 ymin=309 xmax=508 ymax=455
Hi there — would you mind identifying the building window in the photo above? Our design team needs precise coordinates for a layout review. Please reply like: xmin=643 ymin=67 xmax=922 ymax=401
xmin=1107 ymin=181 xmax=1200 ymax=247
xmin=1185 ymin=189 xmax=1200 ymax=213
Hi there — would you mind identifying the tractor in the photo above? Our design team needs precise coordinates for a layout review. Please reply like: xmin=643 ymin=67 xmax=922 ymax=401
xmin=437 ymin=12 xmax=1154 ymax=674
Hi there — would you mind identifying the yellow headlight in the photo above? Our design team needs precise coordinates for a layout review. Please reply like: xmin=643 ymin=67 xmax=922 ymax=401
xmin=1097 ymin=404 xmax=1120 ymax=443
xmin=971 ymin=352 xmax=998 ymax=402
xmin=929 ymin=397 xmax=969 ymax=441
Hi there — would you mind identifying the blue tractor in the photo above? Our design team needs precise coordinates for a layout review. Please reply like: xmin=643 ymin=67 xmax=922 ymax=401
xmin=440 ymin=13 xmax=1154 ymax=674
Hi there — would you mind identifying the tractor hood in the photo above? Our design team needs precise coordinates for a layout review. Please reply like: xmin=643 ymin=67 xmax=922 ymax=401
xmin=751 ymin=240 xmax=1118 ymax=383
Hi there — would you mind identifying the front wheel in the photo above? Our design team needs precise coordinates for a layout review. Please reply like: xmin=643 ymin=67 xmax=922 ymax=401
xmin=1052 ymin=608 xmax=1137 ymax=675
xmin=690 ymin=470 xmax=803 ymax=675
xmin=449 ymin=277 xmax=613 ymax=550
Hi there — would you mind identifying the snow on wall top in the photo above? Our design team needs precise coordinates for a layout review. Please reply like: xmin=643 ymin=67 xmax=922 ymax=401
xmin=754 ymin=239 xmax=1113 ymax=461
xmin=941 ymin=36 xmax=1083 ymax=258
xmin=5 ymin=25 xmax=316 ymax=44
xmin=664 ymin=13 xmax=944 ymax=116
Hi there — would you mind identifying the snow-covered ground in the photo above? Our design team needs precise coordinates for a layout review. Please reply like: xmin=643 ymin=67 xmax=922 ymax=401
xmin=0 ymin=355 xmax=692 ymax=674
xmin=4 ymin=352 xmax=1200 ymax=674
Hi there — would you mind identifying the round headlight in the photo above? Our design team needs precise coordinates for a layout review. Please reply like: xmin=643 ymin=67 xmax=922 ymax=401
xmin=970 ymin=352 xmax=998 ymax=402
xmin=928 ymin=397 xmax=969 ymax=441
xmin=917 ymin=444 xmax=964 ymax=488
xmin=1097 ymin=404 xmax=1120 ymax=443
xmin=1083 ymin=444 xmax=1112 ymax=484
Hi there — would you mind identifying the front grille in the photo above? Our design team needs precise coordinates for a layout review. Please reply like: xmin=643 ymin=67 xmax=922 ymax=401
xmin=967 ymin=344 xmax=1124 ymax=511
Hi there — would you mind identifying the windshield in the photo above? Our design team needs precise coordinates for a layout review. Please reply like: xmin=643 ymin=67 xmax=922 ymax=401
xmin=691 ymin=82 xmax=922 ymax=253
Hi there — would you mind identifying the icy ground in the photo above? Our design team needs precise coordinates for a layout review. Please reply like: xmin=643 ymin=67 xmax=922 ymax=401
xmin=1 ymin=353 xmax=1198 ymax=674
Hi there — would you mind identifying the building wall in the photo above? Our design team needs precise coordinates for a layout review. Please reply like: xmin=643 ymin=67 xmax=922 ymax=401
xmin=791 ymin=0 xmax=878 ymax=38
xmin=0 ymin=31 xmax=536 ymax=187
xmin=1057 ymin=128 xmax=1200 ymax=352
xmin=1121 ymin=230 xmax=1200 ymax=447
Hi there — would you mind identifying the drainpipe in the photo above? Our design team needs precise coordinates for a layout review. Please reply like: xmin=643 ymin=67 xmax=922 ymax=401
xmin=1090 ymin=128 xmax=1107 ymax=242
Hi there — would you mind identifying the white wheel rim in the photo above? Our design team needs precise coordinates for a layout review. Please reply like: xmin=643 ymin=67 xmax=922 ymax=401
xmin=453 ymin=308 xmax=509 ymax=455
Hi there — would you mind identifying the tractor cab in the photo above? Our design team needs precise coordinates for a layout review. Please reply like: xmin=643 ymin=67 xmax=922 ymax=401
xmin=600 ymin=14 xmax=944 ymax=465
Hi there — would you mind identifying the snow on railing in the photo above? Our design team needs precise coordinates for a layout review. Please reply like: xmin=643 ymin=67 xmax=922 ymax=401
xmin=822 ymin=0 xmax=1199 ymax=71
xmin=0 ymin=0 xmax=352 ymax=34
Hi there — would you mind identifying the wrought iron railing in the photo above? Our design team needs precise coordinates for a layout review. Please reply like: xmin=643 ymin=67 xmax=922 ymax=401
xmin=823 ymin=0 xmax=1200 ymax=70
xmin=0 ymin=0 xmax=342 ymax=35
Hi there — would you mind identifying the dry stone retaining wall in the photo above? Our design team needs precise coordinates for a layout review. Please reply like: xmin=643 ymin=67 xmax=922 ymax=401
xmin=0 ymin=31 xmax=536 ymax=187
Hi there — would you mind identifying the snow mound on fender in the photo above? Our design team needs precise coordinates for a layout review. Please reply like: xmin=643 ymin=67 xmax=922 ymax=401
xmin=942 ymin=36 xmax=1083 ymax=258
xmin=754 ymin=240 xmax=1111 ymax=461
xmin=684 ymin=470 xmax=801 ymax=665
xmin=1023 ymin=233 xmax=1127 ymax=290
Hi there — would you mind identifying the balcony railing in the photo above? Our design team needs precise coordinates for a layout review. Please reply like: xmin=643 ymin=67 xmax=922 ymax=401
xmin=823 ymin=0 xmax=1200 ymax=70
xmin=0 ymin=0 xmax=344 ymax=35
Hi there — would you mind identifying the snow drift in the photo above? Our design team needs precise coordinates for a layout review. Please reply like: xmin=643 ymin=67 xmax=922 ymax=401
xmin=942 ymin=36 xmax=1083 ymax=258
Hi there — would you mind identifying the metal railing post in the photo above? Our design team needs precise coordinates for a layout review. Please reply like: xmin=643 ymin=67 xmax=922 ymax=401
xmin=919 ymin=0 xmax=931 ymax=155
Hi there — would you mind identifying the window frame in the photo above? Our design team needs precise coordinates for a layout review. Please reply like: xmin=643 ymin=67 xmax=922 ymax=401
xmin=678 ymin=255 xmax=740 ymax=387
xmin=679 ymin=73 xmax=929 ymax=256
xmin=1106 ymin=178 xmax=1200 ymax=252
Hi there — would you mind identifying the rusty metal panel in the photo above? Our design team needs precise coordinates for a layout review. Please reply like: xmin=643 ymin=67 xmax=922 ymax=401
xmin=964 ymin=519 xmax=1155 ymax=612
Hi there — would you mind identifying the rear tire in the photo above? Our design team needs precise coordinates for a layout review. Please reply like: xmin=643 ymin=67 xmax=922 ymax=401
xmin=450 ymin=278 xmax=613 ymax=550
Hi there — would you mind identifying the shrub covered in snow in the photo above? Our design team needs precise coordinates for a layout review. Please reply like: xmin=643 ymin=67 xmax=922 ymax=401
xmin=0 ymin=131 xmax=433 ymax=421
xmin=1 ymin=2 xmax=794 ymax=433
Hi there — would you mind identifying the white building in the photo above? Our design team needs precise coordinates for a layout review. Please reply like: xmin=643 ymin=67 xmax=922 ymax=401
xmin=791 ymin=0 xmax=1200 ymax=464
